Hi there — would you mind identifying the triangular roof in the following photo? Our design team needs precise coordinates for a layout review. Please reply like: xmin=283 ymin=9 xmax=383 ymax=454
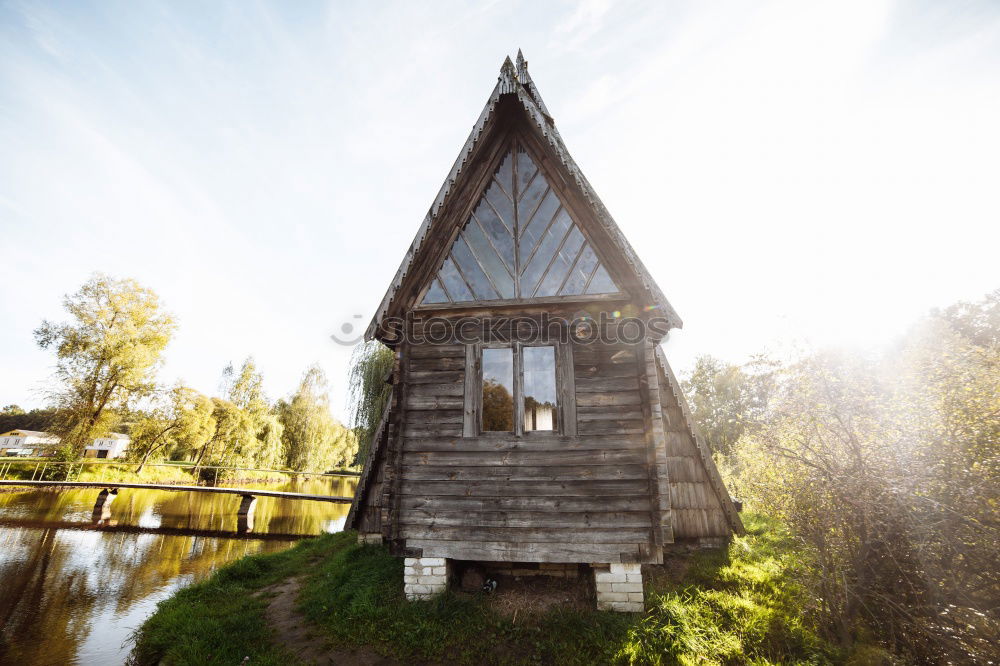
xmin=365 ymin=51 xmax=682 ymax=342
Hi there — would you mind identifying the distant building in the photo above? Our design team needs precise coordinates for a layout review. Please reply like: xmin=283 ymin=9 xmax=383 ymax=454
xmin=83 ymin=433 xmax=130 ymax=459
xmin=0 ymin=429 xmax=61 ymax=457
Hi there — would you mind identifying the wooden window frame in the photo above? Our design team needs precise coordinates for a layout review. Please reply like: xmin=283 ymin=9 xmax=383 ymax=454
xmin=464 ymin=341 xmax=576 ymax=437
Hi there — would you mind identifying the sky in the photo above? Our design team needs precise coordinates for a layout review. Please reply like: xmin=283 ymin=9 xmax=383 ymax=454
xmin=1 ymin=0 xmax=998 ymax=421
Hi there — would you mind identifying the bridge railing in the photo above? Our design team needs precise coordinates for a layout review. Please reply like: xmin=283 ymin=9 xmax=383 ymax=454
xmin=0 ymin=459 xmax=359 ymax=485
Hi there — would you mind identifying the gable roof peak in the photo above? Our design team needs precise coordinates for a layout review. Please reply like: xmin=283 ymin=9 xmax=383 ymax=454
xmin=515 ymin=49 xmax=528 ymax=76
xmin=363 ymin=53 xmax=683 ymax=342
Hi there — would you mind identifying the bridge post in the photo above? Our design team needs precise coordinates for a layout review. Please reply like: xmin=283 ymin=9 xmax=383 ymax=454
xmin=237 ymin=494 xmax=257 ymax=533
xmin=92 ymin=488 xmax=118 ymax=522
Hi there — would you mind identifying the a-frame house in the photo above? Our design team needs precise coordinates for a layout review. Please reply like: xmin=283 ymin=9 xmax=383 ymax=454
xmin=347 ymin=52 xmax=743 ymax=612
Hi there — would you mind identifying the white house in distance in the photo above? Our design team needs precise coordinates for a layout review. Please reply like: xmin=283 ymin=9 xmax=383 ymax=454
xmin=0 ymin=430 xmax=61 ymax=457
xmin=83 ymin=433 xmax=131 ymax=459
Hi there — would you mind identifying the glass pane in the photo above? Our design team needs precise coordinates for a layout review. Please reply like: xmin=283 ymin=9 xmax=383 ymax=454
xmin=422 ymin=279 xmax=449 ymax=304
xmin=519 ymin=189 xmax=559 ymax=254
xmin=482 ymin=348 xmax=514 ymax=432
xmin=451 ymin=236 xmax=500 ymax=301
xmin=521 ymin=209 xmax=572 ymax=296
xmin=523 ymin=346 xmax=558 ymax=432
xmin=535 ymin=226 xmax=585 ymax=297
xmin=439 ymin=257 xmax=474 ymax=302
xmin=473 ymin=201 xmax=514 ymax=270
xmin=494 ymin=152 xmax=514 ymax=199
xmin=464 ymin=218 xmax=515 ymax=298
xmin=515 ymin=150 xmax=538 ymax=198
xmin=518 ymin=177 xmax=548 ymax=232
xmin=585 ymin=264 xmax=619 ymax=294
xmin=485 ymin=181 xmax=515 ymax=232
xmin=560 ymin=244 xmax=599 ymax=295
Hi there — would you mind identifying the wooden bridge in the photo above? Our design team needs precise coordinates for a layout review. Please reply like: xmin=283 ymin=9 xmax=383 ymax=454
xmin=0 ymin=480 xmax=354 ymax=503
xmin=0 ymin=480 xmax=354 ymax=532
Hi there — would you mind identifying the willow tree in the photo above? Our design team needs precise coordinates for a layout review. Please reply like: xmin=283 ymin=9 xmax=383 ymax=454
xmin=129 ymin=386 xmax=214 ymax=473
xmin=35 ymin=274 xmax=175 ymax=457
xmin=222 ymin=358 xmax=284 ymax=469
xmin=278 ymin=365 xmax=357 ymax=472
xmin=347 ymin=341 xmax=393 ymax=463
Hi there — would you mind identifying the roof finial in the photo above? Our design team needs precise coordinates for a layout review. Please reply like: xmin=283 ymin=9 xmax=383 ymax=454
xmin=516 ymin=49 xmax=528 ymax=79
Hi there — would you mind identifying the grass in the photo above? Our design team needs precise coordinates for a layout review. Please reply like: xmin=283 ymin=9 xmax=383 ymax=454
xmin=130 ymin=515 xmax=839 ymax=665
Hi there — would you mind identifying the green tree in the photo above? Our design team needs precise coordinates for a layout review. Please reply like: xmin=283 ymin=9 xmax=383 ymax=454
xmin=729 ymin=291 xmax=1000 ymax=661
xmin=129 ymin=387 xmax=214 ymax=473
xmin=277 ymin=365 xmax=358 ymax=472
xmin=221 ymin=358 xmax=283 ymax=469
xmin=34 ymin=274 xmax=175 ymax=457
xmin=682 ymin=354 xmax=773 ymax=455
xmin=191 ymin=398 xmax=253 ymax=476
xmin=347 ymin=341 xmax=394 ymax=463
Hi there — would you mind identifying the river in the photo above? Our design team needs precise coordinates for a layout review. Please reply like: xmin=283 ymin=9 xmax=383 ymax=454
xmin=0 ymin=476 xmax=357 ymax=665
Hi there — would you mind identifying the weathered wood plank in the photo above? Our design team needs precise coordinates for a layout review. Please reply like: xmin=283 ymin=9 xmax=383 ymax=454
xmin=400 ymin=479 xmax=650 ymax=497
xmin=463 ymin=343 xmax=478 ymax=437
xmin=405 ymin=395 xmax=464 ymax=410
xmin=400 ymin=494 xmax=653 ymax=513
xmin=403 ymin=424 xmax=463 ymax=438
xmin=402 ymin=435 xmax=645 ymax=452
xmin=402 ymin=448 xmax=646 ymax=466
xmin=401 ymin=525 xmax=650 ymax=544
xmin=408 ymin=344 xmax=465 ymax=359
xmin=575 ymin=376 xmax=640 ymax=392
xmin=408 ymin=370 xmax=464 ymax=384
xmin=409 ymin=357 xmax=465 ymax=372
xmin=404 ymin=410 xmax=464 ymax=425
xmin=408 ymin=382 xmax=465 ymax=397
xmin=576 ymin=391 xmax=642 ymax=407
xmin=573 ymin=363 xmax=638 ymax=379
xmin=575 ymin=420 xmax=645 ymax=435
xmin=405 ymin=539 xmax=636 ymax=563
xmin=403 ymin=509 xmax=652 ymax=528
xmin=576 ymin=407 xmax=644 ymax=421
xmin=400 ymin=464 xmax=649 ymax=482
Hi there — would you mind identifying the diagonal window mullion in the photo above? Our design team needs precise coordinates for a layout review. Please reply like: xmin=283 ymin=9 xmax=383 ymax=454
xmin=528 ymin=222 xmax=575 ymax=298
xmin=491 ymin=174 xmax=514 ymax=203
xmin=517 ymin=167 xmax=540 ymax=202
xmin=462 ymin=222 xmax=508 ymax=299
xmin=517 ymin=185 xmax=551 ymax=240
xmin=556 ymin=241 xmax=589 ymax=296
xmin=436 ymin=277 xmax=455 ymax=303
xmin=519 ymin=204 xmax=563 ymax=277
xmin=448 ymin=250 xmax=493 ymax=301
xmin=581 ymin=256 xmax=604 ymax=293
xmin=483 ymin=187 xmax=515 ymax=237
xmin=471 ymin=212 xmax=515 ymax=279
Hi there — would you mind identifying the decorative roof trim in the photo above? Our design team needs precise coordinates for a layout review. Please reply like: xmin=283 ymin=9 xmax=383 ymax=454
xmin=365 ymin=52 xmax=682 ymax=341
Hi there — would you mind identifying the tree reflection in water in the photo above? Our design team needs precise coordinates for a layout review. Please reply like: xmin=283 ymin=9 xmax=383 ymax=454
xmin=0 ymin=476 xmax=356 ymax=665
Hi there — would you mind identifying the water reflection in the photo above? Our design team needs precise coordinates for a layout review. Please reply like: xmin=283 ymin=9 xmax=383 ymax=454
xmin=0 ymin=476 xmax=356 ymax=665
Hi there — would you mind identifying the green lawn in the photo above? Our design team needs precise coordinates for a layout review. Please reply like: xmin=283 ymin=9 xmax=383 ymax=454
xmin=130 ymin=514 xmax=843 ymax=665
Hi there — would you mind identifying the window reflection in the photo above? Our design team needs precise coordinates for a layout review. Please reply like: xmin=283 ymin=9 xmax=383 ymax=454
xmin=482 ymin=348 xmax=514 ymax=431
xmin=523 ymin=346 xmax=558 ymax=432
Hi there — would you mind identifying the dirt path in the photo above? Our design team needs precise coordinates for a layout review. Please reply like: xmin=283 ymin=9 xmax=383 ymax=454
xmin=259 ymin=577 xmax=403 ymax=666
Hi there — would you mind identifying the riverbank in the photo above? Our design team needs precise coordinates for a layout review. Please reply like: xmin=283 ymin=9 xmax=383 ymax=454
xmin=130 ymin=515 xmax=856 ymax=665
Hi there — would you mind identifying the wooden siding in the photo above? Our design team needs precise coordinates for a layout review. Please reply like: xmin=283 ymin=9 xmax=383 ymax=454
xmin=656 ymin=355 xmax=732 ymax=539
xmin=398 ymin=339 xmax=656 ymax=563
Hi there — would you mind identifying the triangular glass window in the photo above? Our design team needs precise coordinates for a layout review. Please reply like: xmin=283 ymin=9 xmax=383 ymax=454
xmin=422 ymin=145 xmax=620 ymax=304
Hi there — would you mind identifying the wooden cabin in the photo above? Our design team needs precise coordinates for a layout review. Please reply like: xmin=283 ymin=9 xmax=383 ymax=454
xmin=346 ymin=52 xmax=743 ymax=612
